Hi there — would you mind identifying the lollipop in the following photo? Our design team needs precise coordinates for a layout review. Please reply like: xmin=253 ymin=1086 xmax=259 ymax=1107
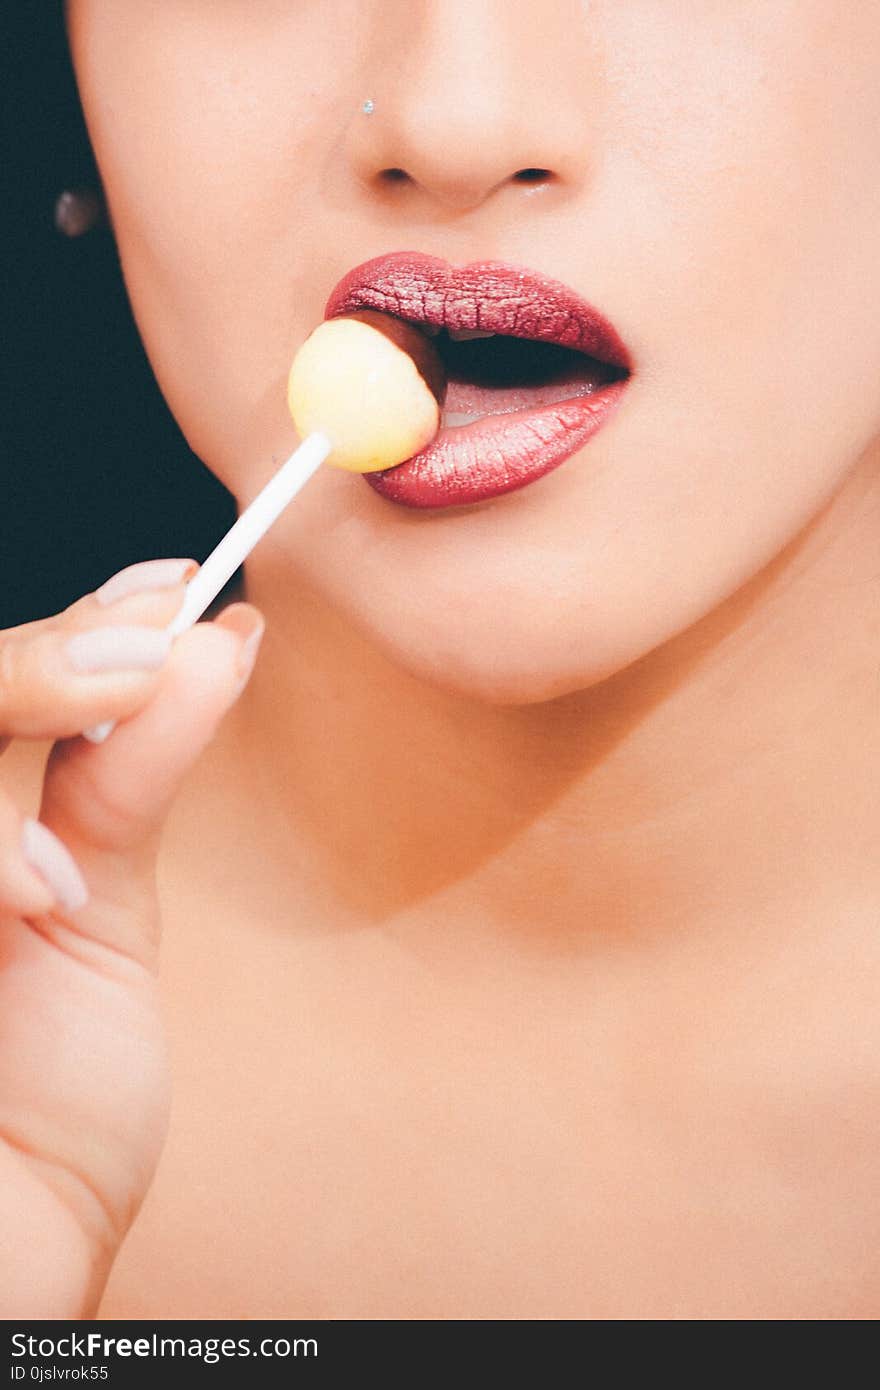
xmin=83 ymin=312 xmax=444 ymax=742
xmin=288 ymin=310 xmax=445 ymax=472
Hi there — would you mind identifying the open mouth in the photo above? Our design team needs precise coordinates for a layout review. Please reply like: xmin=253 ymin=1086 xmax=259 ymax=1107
xmin=425 ymin=326 xmax=626 ymax=427
xmin=324 ymin=252 xmax=632 ymax=508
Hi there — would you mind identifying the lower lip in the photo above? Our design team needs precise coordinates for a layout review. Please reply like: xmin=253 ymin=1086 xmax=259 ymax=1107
xmin=364 ymin=379 xmax=629 ymax=509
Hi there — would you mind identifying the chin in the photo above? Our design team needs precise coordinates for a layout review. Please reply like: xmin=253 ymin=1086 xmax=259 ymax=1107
xmin=367 ymin=614 xmax=633 ymax=708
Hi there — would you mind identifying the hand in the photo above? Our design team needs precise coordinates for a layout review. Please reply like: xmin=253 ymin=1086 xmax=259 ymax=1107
xmin=0 ymin=558 xmax=264 ymax=1317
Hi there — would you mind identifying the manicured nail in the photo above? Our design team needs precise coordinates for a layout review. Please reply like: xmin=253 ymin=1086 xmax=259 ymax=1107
xmin=95 ymin=558 xmax=198 ymax=607
xmin=20 ymin=818 xmax=89 ymax=913
xmin=65 ymin=625 xmax=172 ymax=674
xmin=232 ymin=618 xmax=265 ymax=698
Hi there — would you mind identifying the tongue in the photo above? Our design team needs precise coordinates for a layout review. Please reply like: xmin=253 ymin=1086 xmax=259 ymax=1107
xmin=441 ymin=337 xmax=618 ymax=417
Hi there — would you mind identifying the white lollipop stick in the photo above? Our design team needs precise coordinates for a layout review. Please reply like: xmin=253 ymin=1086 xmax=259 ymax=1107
xmin=83 ymin=430 xmax=332 ymax=744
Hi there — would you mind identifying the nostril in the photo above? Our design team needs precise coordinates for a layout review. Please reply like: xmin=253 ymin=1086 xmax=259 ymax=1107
xmin=513 ymin=168 xmax=552 ymax=185
xmin=379 ymin=167 xmax=410 ymax=184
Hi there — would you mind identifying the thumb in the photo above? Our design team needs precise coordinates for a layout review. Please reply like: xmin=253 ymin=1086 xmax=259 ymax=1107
xmin=35 ymin=603 xmax=264 ymax=965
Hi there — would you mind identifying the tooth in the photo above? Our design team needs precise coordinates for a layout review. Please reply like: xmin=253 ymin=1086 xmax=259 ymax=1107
xmin=447 ymin=328 xmax=496 ymax=341
xmin=442 ymin=411 xmax=487 ymax=428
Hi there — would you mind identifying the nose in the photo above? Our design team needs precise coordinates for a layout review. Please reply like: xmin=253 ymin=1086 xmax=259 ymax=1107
xmin=343 ymin=1 xmax=595 ymax=214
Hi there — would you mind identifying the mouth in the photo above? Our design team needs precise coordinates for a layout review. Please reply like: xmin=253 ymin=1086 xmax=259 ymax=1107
xmin=324 ymin=251 xmax=632 ymax=509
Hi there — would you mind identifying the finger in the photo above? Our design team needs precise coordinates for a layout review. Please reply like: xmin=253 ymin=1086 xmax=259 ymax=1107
xmin=33 ymin=603 xmax=264 ymax=965
xmin=0 ymin=790 xmax=71 ymax=918
xmin=0 ymin=564 xmax=201 ymax=743
xmin=1 ymin=559 xmax=199 ymax=646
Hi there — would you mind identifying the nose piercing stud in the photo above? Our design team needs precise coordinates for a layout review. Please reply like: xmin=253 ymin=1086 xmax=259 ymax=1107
xmin=362 ymin=99 xmax=375 ymax=115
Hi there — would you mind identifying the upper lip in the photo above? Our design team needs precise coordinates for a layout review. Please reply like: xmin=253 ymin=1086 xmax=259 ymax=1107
xmin=324 ymin=251 xmax=632 ymax=372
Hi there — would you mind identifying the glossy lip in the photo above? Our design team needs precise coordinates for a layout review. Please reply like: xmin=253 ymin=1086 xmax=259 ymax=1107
xmin=324 ymin=251 xmax=633 ymax=510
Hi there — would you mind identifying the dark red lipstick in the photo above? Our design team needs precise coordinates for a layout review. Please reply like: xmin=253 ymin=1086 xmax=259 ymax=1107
xmin=324 ymin=251 xmax=632 ymax=509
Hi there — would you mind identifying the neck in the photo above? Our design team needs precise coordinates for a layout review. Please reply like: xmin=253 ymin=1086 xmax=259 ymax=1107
xmin=211 ymin=443 xmax=880 ymax=951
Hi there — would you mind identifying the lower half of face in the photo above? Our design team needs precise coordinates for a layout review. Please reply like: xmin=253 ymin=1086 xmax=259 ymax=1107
xmin=69 ymin=0 xmax=880 ymax=704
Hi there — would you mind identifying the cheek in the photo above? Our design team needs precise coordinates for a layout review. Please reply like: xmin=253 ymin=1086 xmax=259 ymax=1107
xmin=607 ymin=1 xmax=880 ymax=423
xmin=69 ymin=1 xmax=369 ymax=484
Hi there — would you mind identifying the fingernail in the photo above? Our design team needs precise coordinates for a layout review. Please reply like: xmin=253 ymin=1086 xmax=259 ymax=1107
xmin=66 ymin=625 xmax=172 ymax=674
xmin=95 ymin=558 xmax=198 ymax=607
xmin=20 ymin=818 xmax=89 ymax=913
xmin=232 ymin=618 xmax=265 ymax=698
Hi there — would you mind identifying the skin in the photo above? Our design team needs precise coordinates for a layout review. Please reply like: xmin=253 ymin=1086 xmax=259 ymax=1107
xmin=14 ymin=0 xmax=877 ymax=1316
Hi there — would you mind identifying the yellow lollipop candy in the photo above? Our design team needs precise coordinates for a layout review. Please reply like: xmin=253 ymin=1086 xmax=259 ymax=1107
xmin=287 ymin=310 xmax=446 ymax=472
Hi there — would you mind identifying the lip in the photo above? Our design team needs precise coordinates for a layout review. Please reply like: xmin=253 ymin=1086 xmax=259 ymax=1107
xmin=324 ymin=251 xmax=632 ymax=509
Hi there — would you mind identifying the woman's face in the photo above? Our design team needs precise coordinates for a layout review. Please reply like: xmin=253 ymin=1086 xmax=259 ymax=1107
xmin=67 ymin=1 xmax=880 ymax=703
